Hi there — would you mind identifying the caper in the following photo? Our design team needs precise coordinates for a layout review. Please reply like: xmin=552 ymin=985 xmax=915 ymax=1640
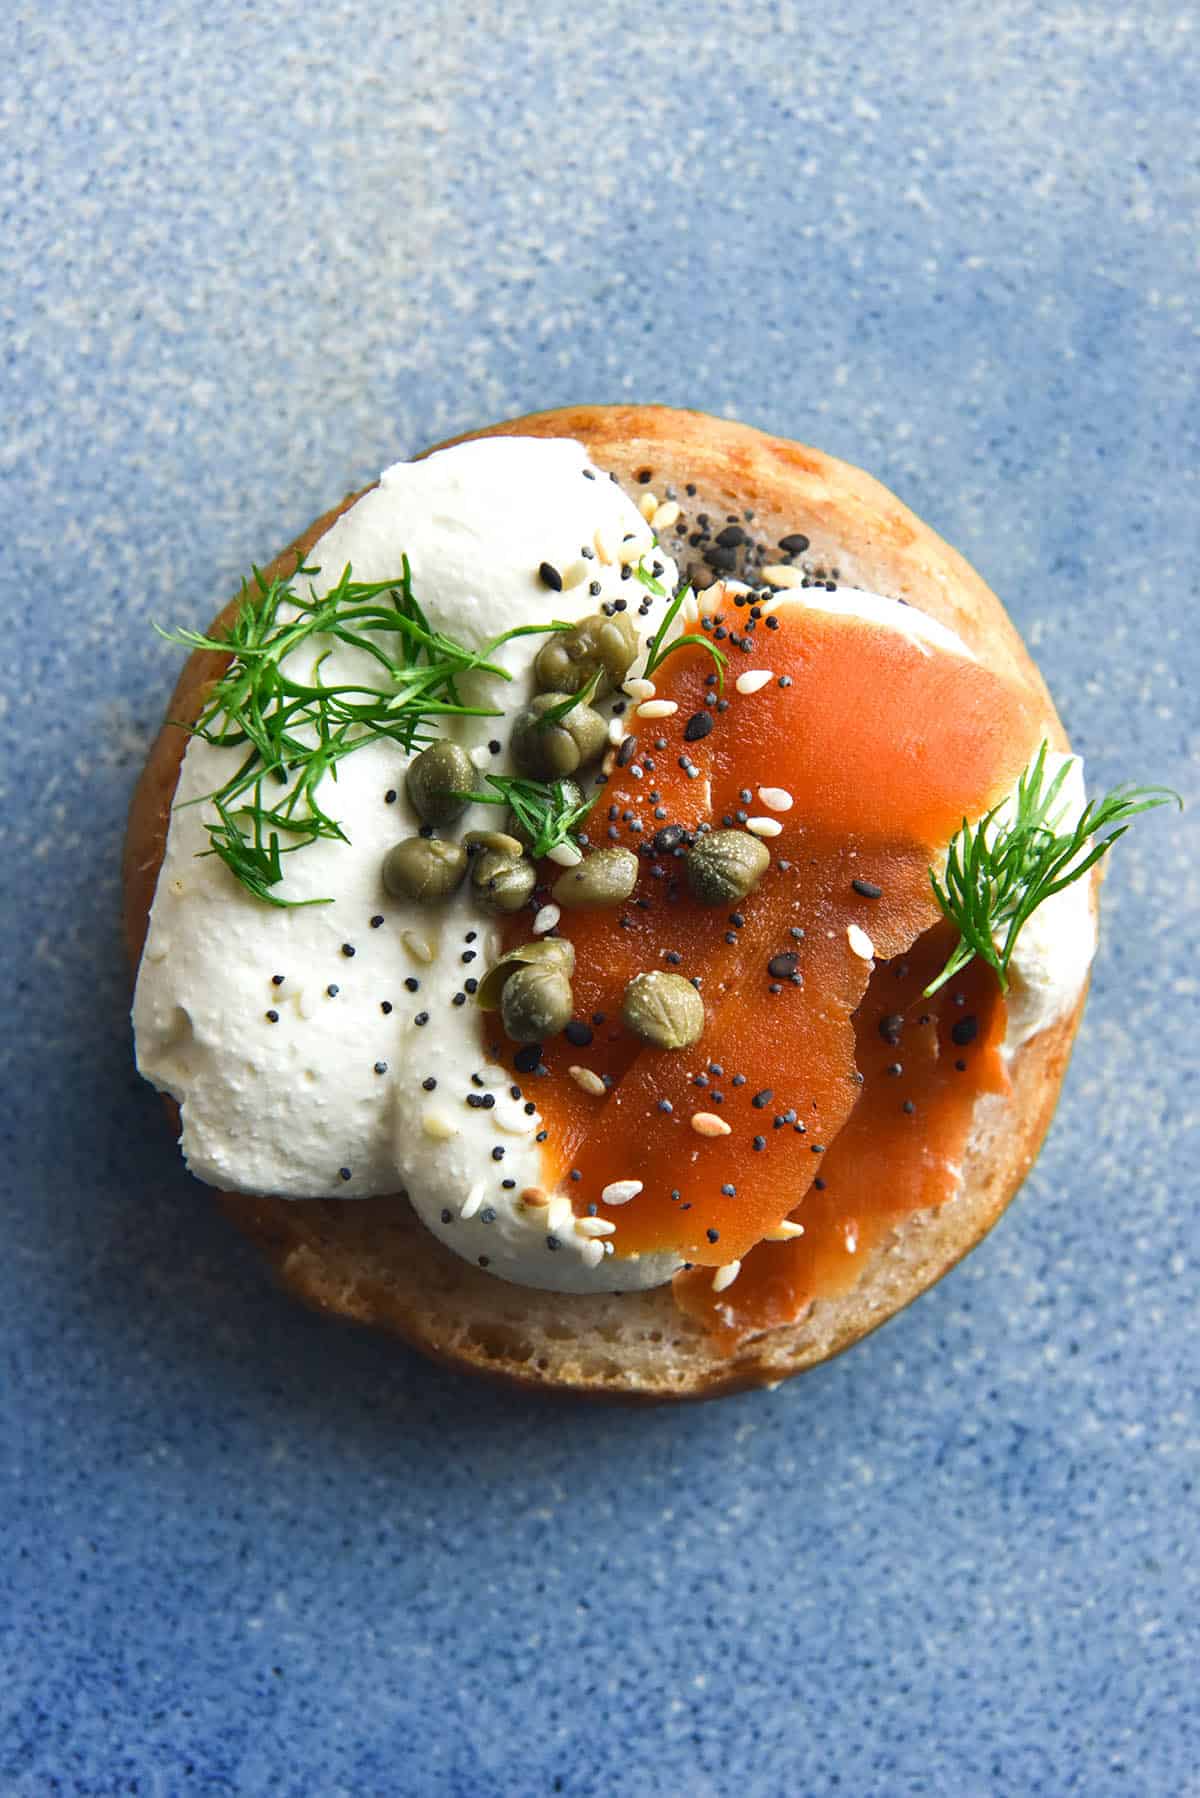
xmin=506 ymin=778 xmax=584 ymax=852
xmin=476 ymin=938 xmax=576 ymax=1010
xmin=381 ymin=836 xmax=469 ymax=903
xmin=463 ymin=828 xmax=526 ymax=860
xmin=500 ymin=963 xmax=574 ymax=1043
xmin=406 ymin=740 xmax=474 ymax=826
xmin=684 ymin=829 xmax=771 ymax=905
xmin=552 ymin=845 xmax=640 ymax=910
xmin=533 ymin=611 xmax=639 ymax=698
xmin=470 ymin=849 xmax=537 ymax=914
xmin=511 ymin=692 xmax=608 ymax=779
xmin=620 ymin=971 xmax=705 ymax=1050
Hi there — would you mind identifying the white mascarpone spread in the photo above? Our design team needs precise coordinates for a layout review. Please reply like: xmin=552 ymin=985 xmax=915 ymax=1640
xmin=133 ymin=436 xmax=1095 ymax=1293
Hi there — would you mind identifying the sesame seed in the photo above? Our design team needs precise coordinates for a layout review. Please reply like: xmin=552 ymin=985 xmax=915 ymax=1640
xmin=690 ymin=1111 xmax=732 ymax=1138
xmin=601 ymin=1179 xmax=643 ymax=1206
xmin=757 ymin=787 xmax=793 ymax=813
xmin=847 ymin=924 xmax=876 ymax=961
xmin=759 ymin=564 xmax=806 ymax=589
xmin=401 ymin=931 xmax=434 ymax=965
xmin=735 ymin=669 xmax=774 ymax=695
xmin=711 ymin=1261 xmax=742 ymax=1294
xmin=559 ymin=560 xmax=588 ymax=591
xmin=577 ymin=1216 xmax=617 ymax=1238
xmin=423 ymin=1111 xmax=458 ymax=1142
xmin=568 ymin=1065 xmax=607 ymax=1097
xmin=746 ymin=816 xmax=783 ymax=838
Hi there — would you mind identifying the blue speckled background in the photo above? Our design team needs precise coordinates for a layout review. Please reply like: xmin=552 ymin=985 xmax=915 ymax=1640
xmin=4 ymin=3 xmax=1197 ymax=1792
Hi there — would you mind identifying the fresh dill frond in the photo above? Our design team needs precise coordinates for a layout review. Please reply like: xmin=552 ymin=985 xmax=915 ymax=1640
xmin=926 ymin=742 xmax=1180 ymax=996
xmin=641 ymin=583 xmax=726 ymax=689
xmin=634 ymin=557 xmax=667 ymax=598
xmin=459 ymin=773 xmax=597 ymax=859
xmin=534 ymin=668 xmax=603 ymax=728
xmin=159 ymin=558 xmax=569 ymax=904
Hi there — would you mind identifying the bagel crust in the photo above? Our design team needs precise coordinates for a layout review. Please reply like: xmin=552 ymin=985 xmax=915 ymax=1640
xmin=123 ymin=406 xmax=1092 ymax=1401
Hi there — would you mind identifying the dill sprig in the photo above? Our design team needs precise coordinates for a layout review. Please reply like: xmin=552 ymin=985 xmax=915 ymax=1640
xmin=458 ymin=773 xmax=597 ymax=860
xmin=641 ymin=583 xmax=726 ymax=689
xmin=926 ymin=743 xmax=1180 ymax=996
xmin=160 ymin=557 xmax=568 ymax=904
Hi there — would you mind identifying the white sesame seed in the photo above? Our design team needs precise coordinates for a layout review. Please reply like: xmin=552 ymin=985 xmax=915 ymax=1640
xmin=636 ymin=698 xmax=678 ymax=719
xmin=601 ymin=1178 xmax=643 ymax=1205
xmin=757 ymin=786 xmax=793 ymax=812
xmin=638 ymin=490 xmax=659 ymax=521
xmin=735 ymin=669 xmax=774 ymax=696
xmin=593 ymin=527 xmax=614 ymax=565
xmin=423 ymin=1110 xmax=459 ymax=1143
xmin=568 ymin=1065 xmax=607 ymax=1097
xmin=651 ymin=499 xmax=680 ymax=531
xmin=547 ymin=842 xmax=582 ymax=867
xmin=760 ymin=563 xmax=806 ymax=589
xmin=469 ymin=743 xmax=492 ymax=769
xmin=623 ymin=676 xmax=656 ymax=701
xmin=607 ymin=716 xmax=627 ymax=747
xmin=712 ymin=1260 xmax=742 ymax=1293
xmin=576 ymin=1215 xmax=617 ymax=1237
xmin=560 ymin=559 xmax=588 ymax=590
xmin=547 ymin=1194 xmax=574 ymax=1231
xmin=847 ymin=924 xmax=876 ymax=961
xmin=459 ymin=1181 xmax=485 ymax=1218
xmin=745 ymin=817 xmax=783 ymax=838
xmin=763 ymin=1220 xmax=806 ymax=1241
xmin=690 ymin=1111 xmax=732 ymax=1138
xmin=532 ymin=903 xmax=561 ymax=936
xmin=401 ymin=930 xmax=435 ymax=965
xmin=581 ymin=1238 xmax=605 ymax=1269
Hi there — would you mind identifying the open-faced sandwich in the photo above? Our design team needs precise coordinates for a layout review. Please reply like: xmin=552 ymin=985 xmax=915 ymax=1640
xmin=124 ymin=406 xmax=1175 ymax=1398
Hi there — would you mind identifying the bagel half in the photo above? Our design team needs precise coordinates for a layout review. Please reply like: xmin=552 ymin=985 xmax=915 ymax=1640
xmin=123 ymin=406 xmax=1092 ymax=1400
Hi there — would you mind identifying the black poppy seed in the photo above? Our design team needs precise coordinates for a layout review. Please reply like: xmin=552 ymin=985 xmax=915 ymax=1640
xmin=955 ymin=1058 xmax=969 ymax=1072
xmin=265 ymin=1009 xmax=279 ymax=1022
xmin=464 ymin=978 xmax=478 ymax=995
xmin=793 ymin=1121 xmax=807 ymax=1134
xmin=706 ymin=1227 xmax=721 ymax=1243
xmin=341 ymin=943 xmax=356 ymax=958
xmin=374 ymin=1060 xmax=388 ymax=1074
xmin=569 ymin=1168 xmax=582 ymax=1182
xmin=778 ymin=676 xmax=793 ymax=689
xmin=592 ymin=1011 xmax=607 ymax=1025
xmin=370 ymin=914 xmax=384 ymax=928
xmin=422 ymin=1077 xmax=437 ymax=1091
xmin=716 ymin=699 xmax=730 ymax=713
xmin=768 ymin=953 xmax=799 ymax=979
xmin=385 ymin=789 xmax=397 ymax=804
xmin=480 ymin=1206 xmax=497 ymax=1224
xmin=729 ymin=912 xmax=745 ymax=928
xmin=271 ymin=973 xmax=285 ymax=986
xmin=415 ymin=1011 xmax=429 ymax=1026
xmin=380 ymin=1000 xmax=392 ymax=1014
xmin=665 ymin=950 xmax=682 ymax=966
xmin=902 ymin=1100 xmax=916 ymax=1115
xmin=478 ymin=1255 xmax=491 ymax=1267
xmin=886 ymin=1063 xmax=903 ymax=1077
xmin=589 ymin=580 xmax=602 ymax=597
xmin=524 ymin=1101 xmax=536 ymax=1115
xmin=564 ymin=1020 xmax=594 ymax=1047
xmin=721 ymin=1183 xmax=737 ymax=1197
xmin=539 ymin=561 xmax=563 ymax=591
xmin=452 ymin=992 xmax=467 ymax=1007
xmin=339 ymin=1167 xmax=352 ymax=1182
xmin=657 ymin=1099 xmax=673 ymax=1114
xmin=752 ymin=1089 xmax=773 ymax=1109
xmin=732 ymin=1073 xmax=746 ymax=1088
xmin=441 ymin=1207 xmax=453 ymax=1224
xmin=951 ymin=1015 xmax=980 ymax=1046
xmin=690 ymin=976 xmax=702 ymax=989
xmin=491 ymin=1146 xmax=505 ymax=1161
xmin=404 ymin=977 xmax=420 ymax=993
xmin=583 ymin=467 xmax=596 ymax=480
xmin=418 ymin=823 xmax=435 ymax=839
xmin=327 ymin=983 xmax=340 ymax=997
xmin=765 ymin=615 xmax=780 ymax=630
xmin=724 ymin=931 xmax=737 ymax=945
xmin=535 ymin=1130 xmax=548 ymax=1142
xmin=810 ymin=1143 xmax=825 ymax=1154
xmin=753 ymin=1136 xmax=766 ymax=1151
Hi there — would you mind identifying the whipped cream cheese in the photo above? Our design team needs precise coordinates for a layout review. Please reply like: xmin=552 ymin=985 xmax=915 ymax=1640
xmin=133 ymin=438 xmax=1095 ymax=1295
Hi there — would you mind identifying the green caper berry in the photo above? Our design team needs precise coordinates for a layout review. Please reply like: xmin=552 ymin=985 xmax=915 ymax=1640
xmin=463 ymin=829 xmax=526 ymax=859
xmin=683 ymin=829 xmax=771 ymax=905
xmin=533 ymin=612 xmax=639 ymax=698
xmin=500 ymin=964 xmax=574 ymax=1043
xmin=381 ymin=836 xmax=468 ymax=903
xmin=552 ymin=846 xmax=640 ymax=910
xmin=506 ymin=778 xmax=584 ymax=852
xmin=620 ymin=971 xmax=705 ymax=1050
xmin=405 ymin=740 xmax=474 ymax=826
xmin=475 ymin=938 xmax=576 ymax=1011
xmin=470 ymin=849 xmax=537 ymax=914
xmin=511 ymin=692 xmax=608 ymax=779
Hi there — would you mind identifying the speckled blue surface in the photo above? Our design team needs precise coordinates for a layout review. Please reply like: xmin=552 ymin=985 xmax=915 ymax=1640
xmin=4 ymin=3 xmax=1197 ymax=1792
